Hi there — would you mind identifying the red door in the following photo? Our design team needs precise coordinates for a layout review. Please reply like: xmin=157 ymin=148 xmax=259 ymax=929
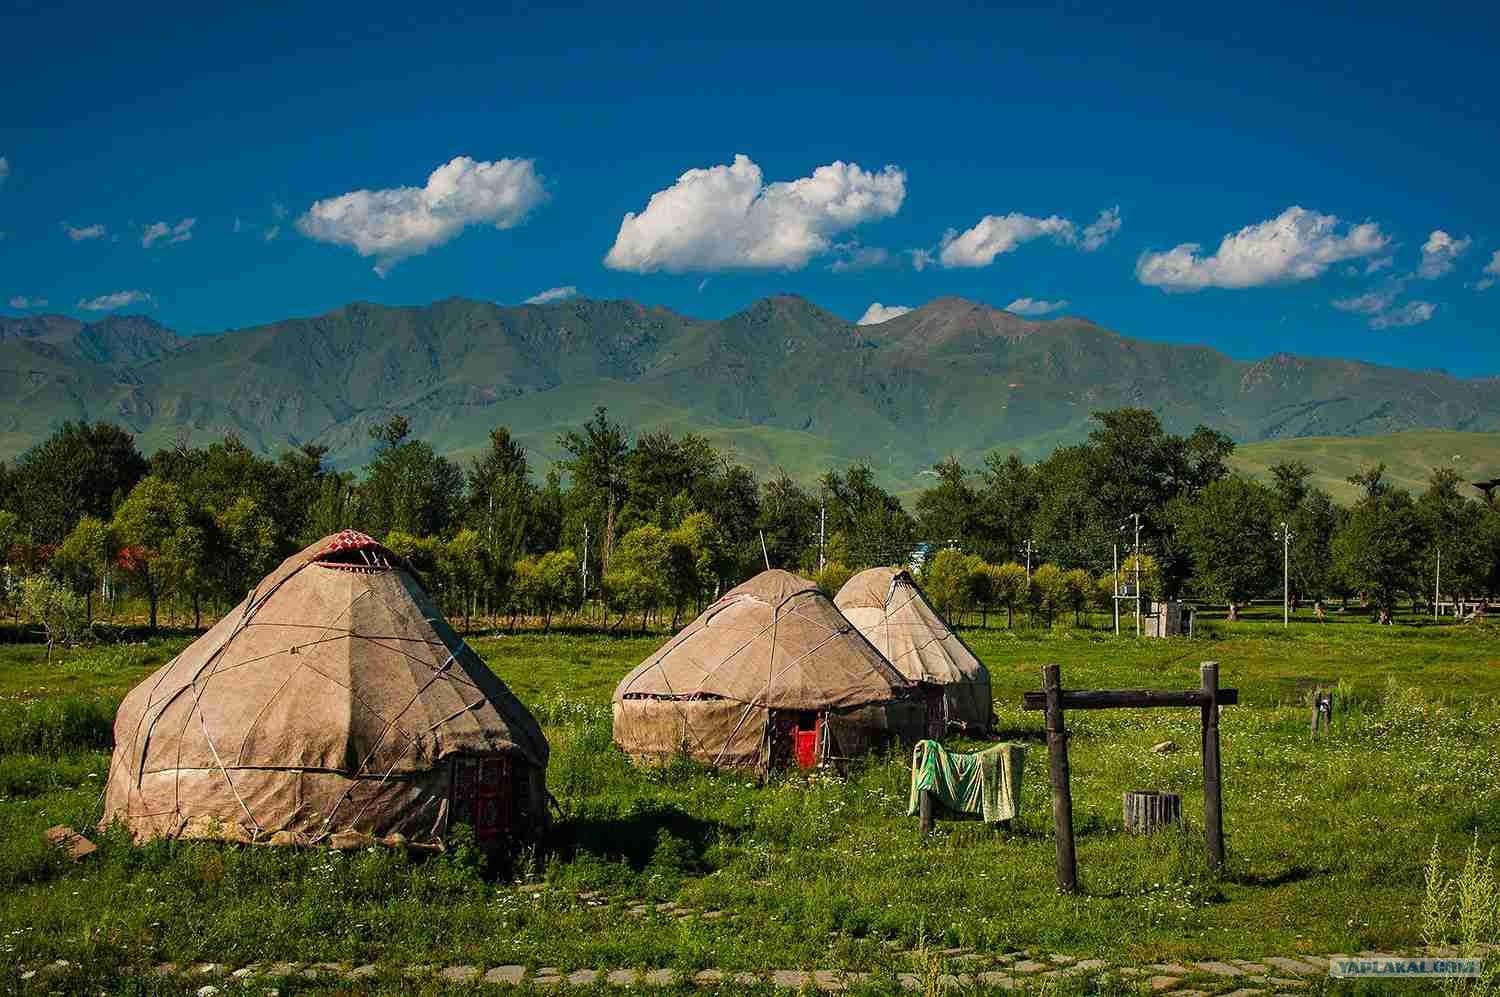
xmin=793 ymin=717 xmax=820 ymax=769
xmin=450 ymin=755 xmax=513 ymax=842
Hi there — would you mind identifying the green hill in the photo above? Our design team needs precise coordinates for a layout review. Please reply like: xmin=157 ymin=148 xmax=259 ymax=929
xmin=4 ymin=295 xmax=1499 ymax=493
xmin=1231 ymin=430 xmax=1500 ymax=503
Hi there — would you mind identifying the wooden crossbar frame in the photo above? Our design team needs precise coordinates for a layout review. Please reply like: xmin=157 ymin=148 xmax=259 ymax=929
xmin=1022 ymin=661 xmax=1233 ymax=893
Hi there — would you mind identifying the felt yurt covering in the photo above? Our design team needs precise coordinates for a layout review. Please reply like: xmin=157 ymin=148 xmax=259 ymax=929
xmin=612 ymin=569 xmax=926 ymax=770
xmin=100 ymin=531 xmax=549 ymax=848
xmin=835 ymin=567 xmax=992 ymax=733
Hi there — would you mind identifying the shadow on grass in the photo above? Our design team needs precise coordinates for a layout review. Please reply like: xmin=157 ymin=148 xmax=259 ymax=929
xmin=561 ymin=803 xmax=732 ymax=872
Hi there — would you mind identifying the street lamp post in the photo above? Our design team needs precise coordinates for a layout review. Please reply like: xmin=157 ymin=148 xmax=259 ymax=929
xmin=1131 ymin=513 xmax=1142 ymax=637
xmin=1112 ymin=538 xmax=1120 ymax=636
xmin=1276 ymin=522 xmax=1293 ymax=628
xmin=1434 ymin=548 xmax=1441 ymax=620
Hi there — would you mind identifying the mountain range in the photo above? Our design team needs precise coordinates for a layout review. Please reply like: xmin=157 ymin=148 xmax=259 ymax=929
xmin=4 ymin=295 xmax=1499 ymax=495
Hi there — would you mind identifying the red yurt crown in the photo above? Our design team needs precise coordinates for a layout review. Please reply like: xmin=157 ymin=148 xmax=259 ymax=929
xmin=314 ymin=530 xmax=396 ymax=571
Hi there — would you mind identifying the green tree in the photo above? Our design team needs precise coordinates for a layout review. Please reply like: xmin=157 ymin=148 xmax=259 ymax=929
xmin=360 ymin=418 xmax=465 ymax=538
xmin=987 ymin=562 xmax=1028 ymax=629
xmin=559 ymin=407 xmax=631 ymax=575
xmin=1029 ymin=563 xmax=1068 ymax=628
xmin=1333 ymin=488 xmax=1424 ymax=624
xmin=15 ymin=421 xmax=149 ymax=544
xmin=1063 ymin=568 xmax=1093 ymax=626
xmin=974 ymin=454 xmax=1038 ymax=564
xmin=758 ymin=471 xmax=817 ymax=571
xmin=442 ymin=529 xmax=490 ymax=633
xmin=814 ymin=561 xmax=854 ymax=599
xmin=21 ymin=574 xmax=84 ymax=658
xmin=1171 ymin=477 xmax=1279 ymax=620
xmin=55 ymin=516 xmax=115 ymax=626
xmin=111 ymin=476 xmax=193 ymax=632
xmin=966 ymin=559 xmax=995 ymax=627
xmin=921 ymin=548 xmax=971 ymax=623
xmin=915 ymin=457 xmax=976 ymax=544
xmin=605 ymin=526 xmax=671 ymax=633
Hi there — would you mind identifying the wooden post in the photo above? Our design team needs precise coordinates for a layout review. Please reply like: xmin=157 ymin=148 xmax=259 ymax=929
xmin=1309 ymin=687 xmax=1321 ymax=739
xmin=919 ymin=789 xmax=934 ymax=835
xmin=1042 ymin=664 xmax=1077 ymax=893
xmin=1200 ymin=661 xmax=1225 ymax=873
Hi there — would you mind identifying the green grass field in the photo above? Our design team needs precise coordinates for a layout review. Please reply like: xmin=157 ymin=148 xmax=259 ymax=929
xmin=1 ymin=612 xmax=1497 ymax=994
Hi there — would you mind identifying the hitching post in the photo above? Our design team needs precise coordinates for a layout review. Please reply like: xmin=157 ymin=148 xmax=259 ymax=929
xmin=1042 ymin=664 xmax=1078 ymax=893
xmin=1200 ymin=660 xmax=1225 ymax=872
xmin=919 ymin=788 xmax=934 ymax=835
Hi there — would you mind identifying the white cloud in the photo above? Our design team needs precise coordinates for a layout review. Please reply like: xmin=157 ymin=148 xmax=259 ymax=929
xmin=1006 ymin=297 xmax=1069 ymax=316
xmin=857 ymin=302 xmax=913 ymax=325
xmin=1136 ymin=206 xmax=1389 ymax=291
xmin=935 ymin=205 xmax=1119 ymax=268
xmin=1417 ymin=230 xmax=1471 ymax=279
xmin=1080 ymin=206 xmax=1122 ymax=251
xmin=142 ymin=218 xmax=195 ymax=248
xmin=1478 ymin=250 xmax=1500 ymax=290
xmin=938 ymin=213 xmax=1074 ymax=268
xmin=0 ymin=156 xmax=8 ymax=184
xmin=1369 ymin=301 xmax=1436 ymax=329
xmin=907 ymin=248 xmax=935 ymax=272
xmin=524 ymin=285 xmax=577 ymax=305
xmin=1332 ymin=287 xmax=1400 ymax=316
xmin=78 ymin=290 xmax=153 ymax=311
xmin=1365 ymin=256 xmax=1394 ymax=274
xmin=63 ymin=222 xmax=107 ymax=241
xmin=829 ymin=244 xmax=891 ymax=272
xmin=272 ymin=201 xmax=288 ymax=220
xmin=604 ymin=154 xmax=905 ymax=273
xmin=264 ymin=225 xmax=280 ymax=242
xmin=299 ymin=156 xmax=545 ymax=275
xmin=9 ymin=296 xmax=48 ymax=308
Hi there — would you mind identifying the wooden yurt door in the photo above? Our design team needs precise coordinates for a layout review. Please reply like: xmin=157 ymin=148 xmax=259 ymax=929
xmin=450 ymin=754 xmax=514 ymax=842
xmin=924 ymin=685 xmax=946 ymax=739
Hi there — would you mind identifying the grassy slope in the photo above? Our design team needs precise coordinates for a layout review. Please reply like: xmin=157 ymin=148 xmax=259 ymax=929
xmin=2 ymin=614 xmax=1498 ymax=994
xmin=1231 ymin=429 xmax=1500 ymax=503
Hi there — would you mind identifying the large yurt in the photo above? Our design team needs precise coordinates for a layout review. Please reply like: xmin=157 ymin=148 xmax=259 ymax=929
xmin=835 ymin=567 xmax=992 ymax=735
xmin=612 ymin=569 xmax=925 ymax=771
xmin=101 ymin=531 xmax=549 ymax=849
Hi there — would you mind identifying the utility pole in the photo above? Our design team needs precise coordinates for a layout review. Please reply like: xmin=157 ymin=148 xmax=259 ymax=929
xmin=1276 ymin=521 xmax=1293 ymax=628
xmin=1021 ymin=539 xmax=1035 ymax=582
xmin=1131 ymin=513 xmax=1142 ymax=637
xmin=1434 ymin=548 xmax=1441 ymax=620
xmin=581 ymin=523 xmax=590 ymax=612
xmin=1112 ymin=538 xmax=1120 ymax=636
xmin=818 ymin=494 xmax=827 ymax=573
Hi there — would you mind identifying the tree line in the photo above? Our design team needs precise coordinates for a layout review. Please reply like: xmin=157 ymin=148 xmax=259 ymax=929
xmin=1 ymin=407 xmax=1496 ymax=648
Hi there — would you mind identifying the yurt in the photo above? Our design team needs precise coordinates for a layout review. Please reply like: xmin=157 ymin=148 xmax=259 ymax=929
xmin=101 ymin=531 xmax=549 ymax=850
xmin=835 ymin=567 xmax=992 ymax=735
xmin=612 ymin=569 xmax=925 ymax=771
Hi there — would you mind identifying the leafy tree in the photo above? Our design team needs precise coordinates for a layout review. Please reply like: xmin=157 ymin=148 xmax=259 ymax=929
xmin=605 ymin=525 xmax=670 ymax=632
xmin=1333 ymin=488 xmax=1424 ymax=623
xmin=559 ymin=407 xmax=631 ymax=575
xmin=466 ymin=428 xmax=533 ymax=615
xmin=1171 ymin=477 xmax=1278 ymax=620
xmin=21 ymin=574 xmax=84 ymax=658
xmin=921 ymin=548 xmax=971 ymax=623
xmin=14 ymin=421 xmax=149 ymax=543
xmin=821 ymin=463 xmax=915 ymax=568
xmin=758 ymin=471 xmax=817 ymax=571
xmin=1029 ymin=563 xmax=1068 ymax=628
xmin=987 ymin=562 xmax=1028 ymax=629
xmin=667 ymin=511 xmax=727 ymax=617
xmin=361 ymin=418 xmax=464 ymax=538
xmin=965 ymin=559 xmax=994 ymax=627
xmin=1063 ymin=568 xmax=1093 ymax=626
xmin=814 ymin=561 xmax=854 ymax=598
xmin=1288 ymin=489 xmax=1340 ymax=602
xmin=973 ymin=453 xmax=1038 ymax=564
xmin=915 ymin=458 xmax=976 ymax=544
xmin=55 ymin=516 xmax=115 ymax=626
xmin=111 ymin=476 xmax=193 ymax=632
xmin=215 ymin=496 xmax=280 ymax=604
xmin=384 ymin=531 xmax=443 ymax=583
xmin=1269 ymin=460 xmax=1313 ymax=512
xmin=442 ymin=529 xmax=490 ymax=633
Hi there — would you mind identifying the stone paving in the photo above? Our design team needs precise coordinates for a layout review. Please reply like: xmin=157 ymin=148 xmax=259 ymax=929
xmin=14 ymin=889 xmax=1497 ymax=992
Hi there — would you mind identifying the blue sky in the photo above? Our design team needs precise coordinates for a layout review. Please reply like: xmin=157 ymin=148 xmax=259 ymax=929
xmin=3 ymin=1 xmax=1498 ymax=374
